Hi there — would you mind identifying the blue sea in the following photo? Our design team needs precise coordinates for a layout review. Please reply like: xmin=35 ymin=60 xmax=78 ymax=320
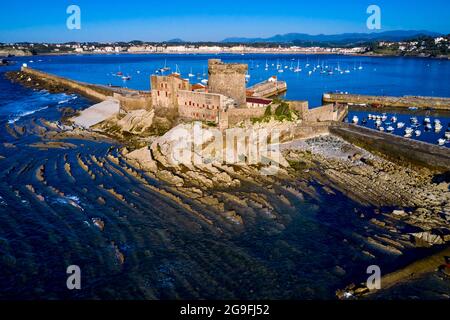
xmin=9 ymin=53 xmax=450 ymax=107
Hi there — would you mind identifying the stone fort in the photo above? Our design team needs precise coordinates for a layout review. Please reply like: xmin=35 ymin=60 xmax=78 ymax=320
xmin=150 ymin=59 xmax=279 ymax=129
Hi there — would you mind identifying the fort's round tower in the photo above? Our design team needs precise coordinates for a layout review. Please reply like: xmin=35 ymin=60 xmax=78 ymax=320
xmin=208 ymin=59 xmax=248 ymax=107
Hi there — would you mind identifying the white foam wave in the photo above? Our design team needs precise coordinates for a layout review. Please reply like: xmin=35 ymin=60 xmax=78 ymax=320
xmin=8 ymin=106 xmax=49 ymax=124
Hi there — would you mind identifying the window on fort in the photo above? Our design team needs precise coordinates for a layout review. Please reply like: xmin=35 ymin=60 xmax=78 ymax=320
xmin=157 ymin=91 xmax=160 ymax=96
xmin=166 ymin=92 xmax=168 ymax=97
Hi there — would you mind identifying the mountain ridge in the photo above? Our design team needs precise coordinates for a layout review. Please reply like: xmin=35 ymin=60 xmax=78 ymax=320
xmin=222 ymin=30 xmax=443 ymax=44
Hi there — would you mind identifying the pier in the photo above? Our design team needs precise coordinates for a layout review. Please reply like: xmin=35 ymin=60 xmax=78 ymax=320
xmin=247 ymin=77 xmax=287 ymax=98
xmin=323 ymin=93 xmax=450 ymax=111
xmin=329 ymin=122 xmax=450 ymax=171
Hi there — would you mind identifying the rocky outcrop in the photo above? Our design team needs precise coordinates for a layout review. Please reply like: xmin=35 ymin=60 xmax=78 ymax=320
xmin=0 ymin=48 xmax=32 ymax=57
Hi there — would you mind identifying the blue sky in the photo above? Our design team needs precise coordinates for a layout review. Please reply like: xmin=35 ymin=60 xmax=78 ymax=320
xmin=1 ymin=0 xmax=449 ymax=42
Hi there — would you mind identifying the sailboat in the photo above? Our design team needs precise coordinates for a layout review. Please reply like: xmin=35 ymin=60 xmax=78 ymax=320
xmin=305 ymin=58 xmax=310 ymax=68
xmin=336 ymin=62 xmax=343 ymax=74
xmin=173 ymin=64 xmax=181 ymax=76
xmin=265 ymin=60 xmax=269 ymax=71
xmin=188 ymin=68 xmax=195 ymax=78
xmin=358 ymin=62 xmax=363 ymax=70
xmin=159 ymin=59 xmax=170 ymax=73
xmin=294 ymin=59 xmax=301 ymax=73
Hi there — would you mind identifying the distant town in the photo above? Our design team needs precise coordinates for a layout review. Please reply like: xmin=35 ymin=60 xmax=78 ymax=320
xmin=1 ymin=34 xmax=449 ymax=59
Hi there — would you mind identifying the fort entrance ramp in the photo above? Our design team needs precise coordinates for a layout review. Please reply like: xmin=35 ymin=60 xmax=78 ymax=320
xmin=72 ymin=98 xmax=120 ymax=128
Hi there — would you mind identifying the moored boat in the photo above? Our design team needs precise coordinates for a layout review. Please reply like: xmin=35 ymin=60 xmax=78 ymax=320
xmin=397 ymin=122 xmax=405 ymax=129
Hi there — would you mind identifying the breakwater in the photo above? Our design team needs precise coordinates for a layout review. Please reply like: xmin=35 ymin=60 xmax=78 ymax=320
xmin=15 ymin=67 xmax=152 ymax=112
xmin=323 ymin=93 xmax=450 ymax=111
xmin=330 ymin=122 xmax=450 ymax=171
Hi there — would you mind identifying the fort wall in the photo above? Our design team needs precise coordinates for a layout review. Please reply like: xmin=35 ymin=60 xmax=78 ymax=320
xmin=150 ymin=74 xmax=191 ymax=109
xmin=226 ymin=106 xmax=267 ymax=126
xmin=178 ymin=90 xmax=227 ymax=122
xmin=113 ymin=92 xmax=152 ymax=112
xmin=303 ymin=104 xmax=348 ymax=122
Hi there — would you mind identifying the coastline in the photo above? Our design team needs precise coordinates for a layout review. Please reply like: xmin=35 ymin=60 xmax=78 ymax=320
xmin=4 ymin=50 xmax=449 ymax=60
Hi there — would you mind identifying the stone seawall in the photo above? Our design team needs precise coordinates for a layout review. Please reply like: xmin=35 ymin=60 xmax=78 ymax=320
xmin=323 ymin=93 xmax=450 ymax=111
xmin=330 ymin=122 xmax=450 ymax=171
xmin=21 ymin=67 xmax=152 ymax=112
xmin=21 ymin=67 xmax=113 ymax=102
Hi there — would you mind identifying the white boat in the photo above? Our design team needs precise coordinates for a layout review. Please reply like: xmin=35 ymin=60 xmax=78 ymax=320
xmin=375 ymin=120 xmax=382 ymax=127
xmin=172 ymin=64 xmax=181 ymax=76
xmin=276 ymin=59 xmax=281 ymax=70
xmin=352 ymin=116 xmax=359 ymax=124
xmin=425 ymin=123 xmax=432 ymax=130
xmin=386 ymin=126 xmax=395 ymax=133
xmin=294 ymin=60 xmax=301 ymax=72
xmin=405 ymin=127 xmax=414 ymax=135
xmin=435 ymin=123 xmax=443 ymax=132
xmin=122 ymin=75 xmax=131 ymax=81
xmin=415 ymin=130 xmax=421 ymax=137
xmin=423 ymin=117 xmax=431 ymax=124
xmin=278 ymin=69 xmax=284 ymax=73
xmin=404 ymin=133 xmax=412 ymax=138
xmin=160 ymin=59 xmax=170 ymax=72
xmin=410 ymin=117 xmax=418 ymax=124
xmin=201 ymin=79 xmax=208 ymax=85
xmin=308 ymin=71 xmax=313 ymax=76
xmin=379 ymin=127 xmax=385 ymax=132
xmin=391 ymin=116 xmax=398 ymax=123
xmin=358 ymin=62 xmax=363 ymax=70
xmin=381 ymin=113 xmax=388 ymax=122
xmin=368 ymin=114 xmax=373 ymax=120
xmin=188 ymin=68 xmax=195 ymax=77
xmin=438 ymin=138 xmax=446 ymax=146
xmin=445 ymin=130 xmax=450 ymax=139
xmin=397 ymin=122 xmax=405 ymax=129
